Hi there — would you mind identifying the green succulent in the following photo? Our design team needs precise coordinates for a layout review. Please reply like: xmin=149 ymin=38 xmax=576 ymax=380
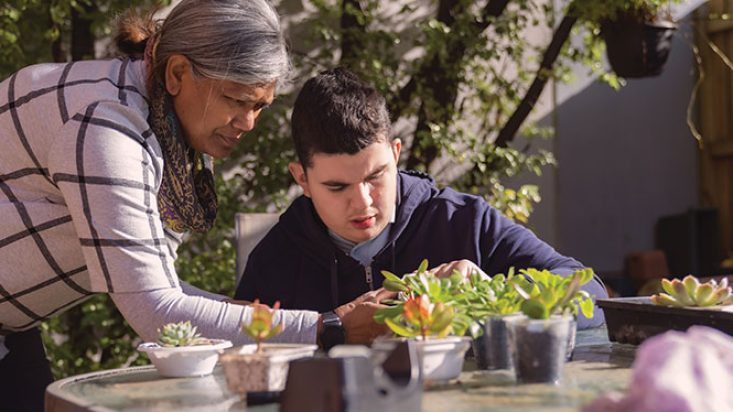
xmin=512 ymin=268 xmax=596 ymax=320
xmin=375 ymin=259 xmax=473 ymax=338
xmin=157 ymin=321 xmax=210 ymax=347
xmin=651 ymin=275 xmax=733 ymax=307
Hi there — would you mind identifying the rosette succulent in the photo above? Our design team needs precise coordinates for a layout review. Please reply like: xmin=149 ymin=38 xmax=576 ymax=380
xmin=157 ymin=321 xmax=210 ymax=347
xmin=651 ymin=275 xmax=733 ymax=307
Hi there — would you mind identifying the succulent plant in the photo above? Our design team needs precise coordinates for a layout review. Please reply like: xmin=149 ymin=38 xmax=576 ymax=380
xmin=383 ymin=294 xmax=455 ymax=339
xmin=375 ymin=259 xmax=473 ymax=339
xmin=651 ymin=275 xmax=733 ymax=307
xmin=458 ymin=268 xmax=524 ymax=320
xmin=512 ymin=268 xmax=596 ymax=320
xmin=157 ymin=321 xmax=210 ymax=347
xmin=241 ymin=300 xmax=284 ymax=353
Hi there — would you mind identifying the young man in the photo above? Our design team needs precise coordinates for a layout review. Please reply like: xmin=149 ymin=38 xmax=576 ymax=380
xmin=235 ymin=68 xmax=607 ymax=346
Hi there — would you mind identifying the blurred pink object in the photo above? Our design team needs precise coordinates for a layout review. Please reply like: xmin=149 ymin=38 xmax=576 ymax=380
xmin=584 ymin=326 xmax=733 ymax=412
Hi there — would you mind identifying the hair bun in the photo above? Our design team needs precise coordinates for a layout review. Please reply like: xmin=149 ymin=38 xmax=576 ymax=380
xmin=114 ymin=10 xmax=159 ymax=57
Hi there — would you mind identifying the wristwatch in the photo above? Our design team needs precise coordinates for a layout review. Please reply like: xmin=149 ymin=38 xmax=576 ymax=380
xmin=319 ymin=311 xmax=346 ymax=351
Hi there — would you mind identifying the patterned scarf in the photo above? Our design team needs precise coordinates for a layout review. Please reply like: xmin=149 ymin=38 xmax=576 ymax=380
xmin=147 ymin=80 xmax=218 ymax=233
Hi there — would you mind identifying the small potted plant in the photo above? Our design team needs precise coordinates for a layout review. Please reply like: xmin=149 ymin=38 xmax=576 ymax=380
xmin=219 ymin=300 xmax=317 ymax=395
xmin=137 ymin=321 xmax=233 ymax=378
xmin=651 ymin=275 xmax=733 ymax=307
xmin=374 ymin=260 xmax=473 ymax=383
xmin=459 ymin=268 xmax=525 ymax=370
xmin=509 ymin=268 xmax=595 ymax=384
xmin=574 ymin=0 xmax=681 ymax=78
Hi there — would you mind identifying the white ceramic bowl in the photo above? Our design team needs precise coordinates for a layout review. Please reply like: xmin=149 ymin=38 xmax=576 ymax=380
xmin=138 ymin=339 xmax=233 ymax=378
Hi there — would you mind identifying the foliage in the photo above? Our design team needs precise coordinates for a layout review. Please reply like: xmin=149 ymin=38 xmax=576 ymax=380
xmin=512 ymin=268 xmax=595 ymax=320
xmin=457 ymin=268 xmax=524 ymax=320
xmin=572 ymin=0 xmax=678 ymax=23
xmin=375 ymin=259 xmax=473 ymax=338
xmin=651 ymin=275 xmax=733 ymax=307
xmin=384 ymin=295 xmax=456 ymax=339
xmin=240 ymin=300 xmax=284 ymax=353
xmin=40 ymin=295 xmax=149 ymax=378
xmin=157 ymin=321 xmax=210 ymax=347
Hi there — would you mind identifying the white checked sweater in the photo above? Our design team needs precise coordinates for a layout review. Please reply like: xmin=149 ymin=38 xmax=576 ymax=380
xmin=0 ymin=58 xmax=317 ymax=357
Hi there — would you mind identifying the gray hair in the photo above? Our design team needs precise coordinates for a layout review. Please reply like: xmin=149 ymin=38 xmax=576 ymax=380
xmin=154 ymin=0 xmax=290 ymax=87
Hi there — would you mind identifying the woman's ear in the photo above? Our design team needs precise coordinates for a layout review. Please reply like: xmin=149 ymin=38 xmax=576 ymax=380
xmin=288 ymin=162 xmax=311 ymax=197
xmin=164 ymin=54 xmax=191 ymax=96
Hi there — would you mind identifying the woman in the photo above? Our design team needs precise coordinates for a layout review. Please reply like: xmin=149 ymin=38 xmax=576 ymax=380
xmin=0 ymin=1 xmax=327 ymax=410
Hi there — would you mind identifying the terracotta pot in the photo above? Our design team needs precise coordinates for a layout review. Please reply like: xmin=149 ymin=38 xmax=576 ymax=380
xmin=137 ymin=339 xmax=232 ymax=378
xmin=219 ymin=343 xmax=317 ymax=394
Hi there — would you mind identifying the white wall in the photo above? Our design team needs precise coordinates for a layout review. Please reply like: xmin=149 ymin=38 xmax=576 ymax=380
xmin=512 ymin=16 xmax=700 ymax=275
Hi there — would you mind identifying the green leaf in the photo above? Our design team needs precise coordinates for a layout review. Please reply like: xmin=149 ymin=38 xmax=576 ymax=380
xmin=381 ymin=270 xmax=402 ymax=283
xmin=384 ymin=318 xmax=419 ymax=337
xmin=521 ymin=299 xmax=550 ymax=320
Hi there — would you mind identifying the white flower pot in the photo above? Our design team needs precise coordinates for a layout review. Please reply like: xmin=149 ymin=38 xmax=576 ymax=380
xmin=137 ymin=339 xmax=232 ymax=378
xmin=373 ymin=336 xmax=471 ymax=383
xmin=219 ymin=343 xmax=317 ymax=394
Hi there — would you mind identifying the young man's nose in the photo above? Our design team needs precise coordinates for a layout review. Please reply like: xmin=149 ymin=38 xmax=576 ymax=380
xmin=351 ymin=183 xmax=373 ymax=209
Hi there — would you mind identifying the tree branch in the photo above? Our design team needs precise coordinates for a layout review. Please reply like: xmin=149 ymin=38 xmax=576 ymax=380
xmin=494 ymin=13 xmax=578 ymax=148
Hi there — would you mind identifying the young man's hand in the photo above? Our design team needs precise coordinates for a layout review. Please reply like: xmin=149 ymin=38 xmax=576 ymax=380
xmin=429 ymin=259 xmax=489 ymax=279
xmin=333 ymin=289 xmax=395 ymax=345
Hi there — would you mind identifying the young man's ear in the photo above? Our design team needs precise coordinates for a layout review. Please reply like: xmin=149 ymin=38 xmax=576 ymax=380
xmin=288 ymin=162 xmax=311 ymax=197
xmin=164 ymin=54 xmax=192 ymax=96
xmin=391 ymin=138 xmax=402 ymax=163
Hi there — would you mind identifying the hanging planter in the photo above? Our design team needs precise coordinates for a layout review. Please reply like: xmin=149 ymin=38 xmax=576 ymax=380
xmin=600 ymin=12 xmax=677 ymax=78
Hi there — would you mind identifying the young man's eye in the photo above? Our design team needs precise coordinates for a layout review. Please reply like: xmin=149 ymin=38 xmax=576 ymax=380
xmin=326 ymin=185 xmax=346 ymax=192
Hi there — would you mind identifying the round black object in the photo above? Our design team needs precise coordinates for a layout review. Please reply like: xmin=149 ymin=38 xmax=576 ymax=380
xmin=601 ymin=17 xmax=677 ymax=78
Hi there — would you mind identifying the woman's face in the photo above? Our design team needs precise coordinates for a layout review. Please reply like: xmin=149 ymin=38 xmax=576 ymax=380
xmin=166 ymin=55 xmax=276 ymax=159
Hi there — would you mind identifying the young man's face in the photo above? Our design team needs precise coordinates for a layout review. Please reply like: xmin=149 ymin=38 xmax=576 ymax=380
xmin=289 ymin=138 xmax=401 ymax=243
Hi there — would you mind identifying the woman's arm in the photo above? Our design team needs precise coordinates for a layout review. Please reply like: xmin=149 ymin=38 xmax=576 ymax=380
xmin=111 ymin=288 xmax=318 ymax=344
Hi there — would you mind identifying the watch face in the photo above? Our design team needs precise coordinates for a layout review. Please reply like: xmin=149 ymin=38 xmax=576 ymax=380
xmin=321 ymin=324 xmax=346 ymax=350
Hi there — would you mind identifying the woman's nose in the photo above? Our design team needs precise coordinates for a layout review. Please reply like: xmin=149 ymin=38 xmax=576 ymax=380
xmin=231 ymin=109 xmax=256 ymax=132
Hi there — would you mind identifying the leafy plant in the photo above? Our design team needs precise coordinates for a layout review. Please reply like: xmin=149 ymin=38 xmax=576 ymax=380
xmin=573 ymin=0 xmax=679 ymax=23
xmin=512 ymin=268 xmax=595 ymax=320
xmin=458 ymin=268 xmax=524 ymax=321
xmin=240 ymin=300 xmax=284 ymax=353
xmin=157 ymin=321 xmax=210 ymax=347
xmin=384 ymin=294 xmax=456 ymax=340
xmin=375 ymin=259 xmax=472 ymax=339
xmin=651 ymin=275 xmax=733 ymax=307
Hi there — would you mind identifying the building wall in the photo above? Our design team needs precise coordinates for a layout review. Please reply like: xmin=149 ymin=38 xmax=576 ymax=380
xmin=522 ymin=20 xmax=700 ymax=275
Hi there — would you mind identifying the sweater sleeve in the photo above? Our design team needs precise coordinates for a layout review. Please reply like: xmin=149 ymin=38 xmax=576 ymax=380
xmin=479 ymin=205 xmax=608 ymax=328
xmin=110 ymin=287 xmax=319 ymax=344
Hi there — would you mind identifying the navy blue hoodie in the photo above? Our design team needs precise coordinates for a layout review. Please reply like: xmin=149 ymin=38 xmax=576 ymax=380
xmin=235 ymin=170 xmax=607 ymax=328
